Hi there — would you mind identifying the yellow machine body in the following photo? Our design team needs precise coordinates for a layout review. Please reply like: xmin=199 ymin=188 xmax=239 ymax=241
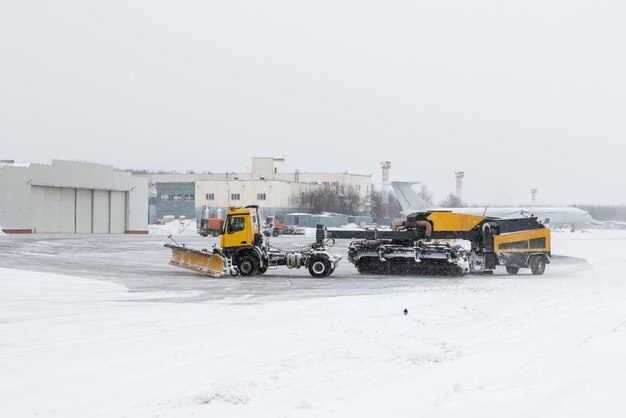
xmin=493 ymin=228 xmax=551 ymax=253
xmin=167 ymin=245 xmax=225 ymax=277
xmin=427 ymin=212 xmax=486 ymax=232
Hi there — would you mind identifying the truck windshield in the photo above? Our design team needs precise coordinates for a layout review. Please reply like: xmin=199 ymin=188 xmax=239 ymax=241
xmin=227 ymin=216 xmax=246 ymax=233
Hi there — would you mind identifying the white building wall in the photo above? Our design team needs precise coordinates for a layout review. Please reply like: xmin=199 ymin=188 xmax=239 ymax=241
xmin=0 ymin=160 xmax=148 ymax=233
xmin=75 ymin=189 xmax=93 ymax=233
xmin=0 ymin=165 xmax=32 ymax=230
xmin=126 ymin=175 xmax=149 ymax=232
xmin=142 ymin=171 xmax=372 ymax=199
xmin=139 ymin=158 xmax=372 ymax=214
xmin=31 ymin=186 xmax=77 ymax=233
xmin=277 ymin=172 xmax=371 ymax=199
xmin=251 ymin=157 xmax=284 ymax=179
xmin=92 ymin=190 xmax=110 ymax=233
xmin=195 ymin=179 xmax=308 ymax=210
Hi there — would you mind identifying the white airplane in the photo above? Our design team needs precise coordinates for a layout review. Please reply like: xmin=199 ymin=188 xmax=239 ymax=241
xmin=391 ymin=181 xmax=593 ymax=226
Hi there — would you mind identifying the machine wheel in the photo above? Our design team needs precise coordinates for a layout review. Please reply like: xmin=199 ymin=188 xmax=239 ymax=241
xmin=308 ymin=257 xmax=331 ymax=278
xmin=237 ymin=255 xmax=259 ymax=276
xmin=258 ymin=265 xmax=268 ymax=275
xmin=356 ymin=259 xmax=371 ymax=274
xmin=356 ymin=258 xmax=388 ymax=274
xmin=530 ymin=256 xmax=546 ymax=275
xmin=272 ymin=229 xmax=280 ymax=237
xmin=506 ymin=266 xmax=520 ymax=275
xmin=212 ymin=231 xmax=219 ymax=237
xmin=389 ymin=259 xmax=414 ymax=275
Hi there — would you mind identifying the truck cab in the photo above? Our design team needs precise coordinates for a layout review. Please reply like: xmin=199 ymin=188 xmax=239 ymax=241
xmin=220 ymin=206 xmax=262 ymax=249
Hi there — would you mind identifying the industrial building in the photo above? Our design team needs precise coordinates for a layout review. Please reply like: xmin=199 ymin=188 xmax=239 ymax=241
xmin=140 ymin=157 xmax=372 ymax=221
xmin=155 ymin=182 xmax=195 ymax=220
xmin=0 ymin=160 xmax=148 ymax=234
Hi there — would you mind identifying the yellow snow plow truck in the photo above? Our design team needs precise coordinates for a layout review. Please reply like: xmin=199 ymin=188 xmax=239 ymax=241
xmin=165 ymin=205 xmax=341 ymax=278
xmin=326 ymin=211 xmax=551 ymax=276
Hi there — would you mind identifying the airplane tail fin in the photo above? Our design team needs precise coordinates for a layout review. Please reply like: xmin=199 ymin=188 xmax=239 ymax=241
xmin=391 ymin=181 xmax=434 ymax=212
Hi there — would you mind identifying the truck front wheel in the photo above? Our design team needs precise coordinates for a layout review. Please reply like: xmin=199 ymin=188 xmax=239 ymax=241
xmin=530 ymin=256 xmax=546 ymax=275
xmin=308 ymin=257 xmax=331 ymax=278
xmin=237 ymin=255 xmax=259 ymax=276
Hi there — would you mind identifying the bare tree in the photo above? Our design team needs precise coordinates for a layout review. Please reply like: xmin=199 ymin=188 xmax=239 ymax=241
xmin=371 ymin=188 xmax=403 ymax=218
xmin=339 ymin=185 xmax=363 ymax=215
xmin=418 ymin=185 xmax=433 ymax=203
xmin=440 ymin=193 xmax=466 ymax=207
xmin=298 ymin=185 xmax=363 ymax=215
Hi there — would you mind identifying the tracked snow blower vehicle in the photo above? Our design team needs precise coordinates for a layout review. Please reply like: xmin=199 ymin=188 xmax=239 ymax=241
xmin=326 ymin=211 xmax=551 ymax=276
xmin=165 ymin=205 xmax=341 ymax=278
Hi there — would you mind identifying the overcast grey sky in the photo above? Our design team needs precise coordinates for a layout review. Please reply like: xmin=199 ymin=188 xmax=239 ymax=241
xmin=1 ymin=1 xmax=624 ymax=205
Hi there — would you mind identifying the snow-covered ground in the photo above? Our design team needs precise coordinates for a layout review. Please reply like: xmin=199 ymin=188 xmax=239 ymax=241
xmin=1 ymin=230 xmax=626 ymax=417
xmin=148 ymin=219 xmax=199 ymax=236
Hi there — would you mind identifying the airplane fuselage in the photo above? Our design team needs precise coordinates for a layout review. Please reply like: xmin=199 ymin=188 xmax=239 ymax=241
xmin=391 ymin=181 xmax=592 ymax=226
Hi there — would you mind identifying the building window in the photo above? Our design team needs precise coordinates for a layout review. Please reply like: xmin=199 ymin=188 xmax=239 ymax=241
xmin=231 ymin=193 xmax=240 ymax=201
xmin=205 ymin=193 xmax=215 ymax=200
xmin=257 ymin=193 xmax=266 ymax=200
xmin=160 ymin=194 xmax=192 ymax=201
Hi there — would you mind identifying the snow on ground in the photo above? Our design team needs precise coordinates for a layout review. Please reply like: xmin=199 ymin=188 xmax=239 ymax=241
xmin=1 ymin=230 xmax=626 ymax=417
xmin=148 ymin=219 xmax=198 ymax=236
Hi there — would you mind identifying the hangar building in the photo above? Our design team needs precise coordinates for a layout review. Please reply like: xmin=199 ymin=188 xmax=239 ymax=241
xmin=0 ymin=160 xmax=148 ymax=234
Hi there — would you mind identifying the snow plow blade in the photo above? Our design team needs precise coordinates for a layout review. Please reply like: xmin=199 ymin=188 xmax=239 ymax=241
xmin=164 ymin=243 xmax=225 ymax=277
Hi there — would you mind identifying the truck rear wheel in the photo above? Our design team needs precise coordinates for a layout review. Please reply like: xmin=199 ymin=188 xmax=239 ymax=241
xmin=530 ymin=256 xmax=546 ymax=275
xmin=506 ymin=266 xmax=520 ymax=275
xmin=272 ymin=229 xmax=280 ymax=237
xmin=308 ymin=257 xmax=331 ymax=278
xmin=237 ymin=255 xmax=259 ymax=276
